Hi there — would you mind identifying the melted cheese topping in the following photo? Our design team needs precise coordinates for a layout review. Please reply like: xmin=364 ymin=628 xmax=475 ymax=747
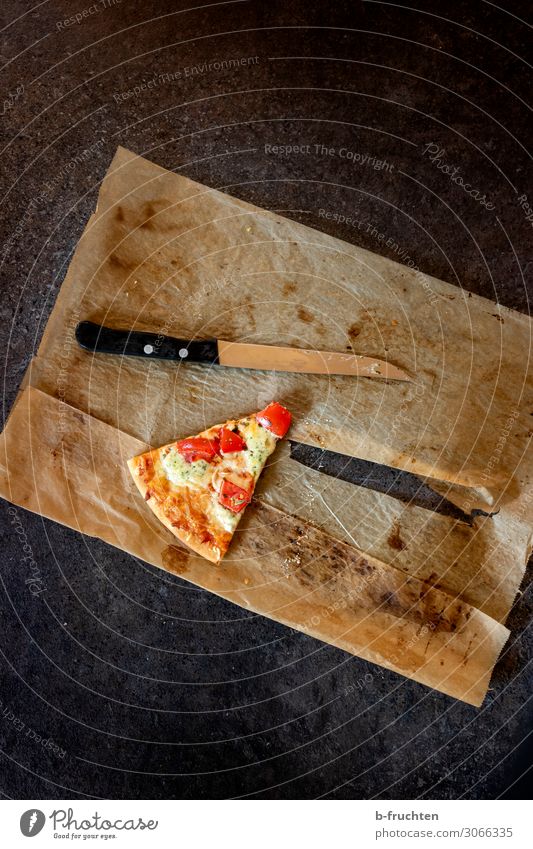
xmin=240 ymin=418 xmax=277 ymax=477
xmin=210 ymin=499 xmax=241 ymax=534
xmin=161 ymin=451 xmax=211 ymax=487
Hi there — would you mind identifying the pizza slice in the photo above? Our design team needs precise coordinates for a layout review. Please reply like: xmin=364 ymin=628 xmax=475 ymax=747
xmin=127 ymin=402 xmax=291 ymax=563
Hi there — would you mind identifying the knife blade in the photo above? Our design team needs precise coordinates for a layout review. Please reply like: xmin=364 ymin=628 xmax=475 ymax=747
xmin=75 ymin=321 xmax=412 ymax=382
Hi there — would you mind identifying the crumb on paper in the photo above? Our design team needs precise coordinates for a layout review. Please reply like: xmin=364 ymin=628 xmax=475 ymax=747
xmin=283 ymin=553 xmax=302 ymax=576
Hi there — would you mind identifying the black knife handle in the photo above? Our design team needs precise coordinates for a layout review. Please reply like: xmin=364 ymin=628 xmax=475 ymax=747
xmin=75 ymin=321 xmax=219 ymax=365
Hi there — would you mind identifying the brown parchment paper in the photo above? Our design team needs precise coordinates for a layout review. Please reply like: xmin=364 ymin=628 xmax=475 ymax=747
xmin=0 ymin=387 xmax=510 ymax=706
xmin=1 ymin=146 xmax=531 ymax=705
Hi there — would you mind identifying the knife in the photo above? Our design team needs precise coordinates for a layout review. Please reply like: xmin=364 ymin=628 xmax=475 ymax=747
xmin=75 ymin=321 xmax=412 ymax=382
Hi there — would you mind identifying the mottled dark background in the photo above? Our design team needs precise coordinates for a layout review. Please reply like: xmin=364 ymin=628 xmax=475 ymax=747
xmin=0 ymin=0 xmax=531 ymax=799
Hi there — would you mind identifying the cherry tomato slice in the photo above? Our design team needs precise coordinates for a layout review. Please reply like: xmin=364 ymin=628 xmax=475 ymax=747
xmin=219 ymin=427 xmax=247 ymax=453
xmin=177 ymin=436 xmax=219 ymax=463
xmin=218 ymin=479 xmax=253 ymax=513
xmin=256 ymin=402 xmax=292 ymax=438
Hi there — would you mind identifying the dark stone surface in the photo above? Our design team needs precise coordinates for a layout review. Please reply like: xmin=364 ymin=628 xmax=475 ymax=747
xmin=0 ymin=0 xmax=531 ymax=799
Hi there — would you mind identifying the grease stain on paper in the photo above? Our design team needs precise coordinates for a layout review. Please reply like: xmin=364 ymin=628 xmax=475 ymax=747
xmin=161 ymin=544 xmax=190 ymax=576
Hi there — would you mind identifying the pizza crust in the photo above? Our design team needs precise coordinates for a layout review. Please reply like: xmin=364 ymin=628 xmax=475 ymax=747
xmin=127 ymin=455 xmax=225 ymax=563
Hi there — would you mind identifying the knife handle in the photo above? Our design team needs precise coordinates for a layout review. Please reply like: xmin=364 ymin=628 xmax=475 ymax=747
xmin=75 ymin=321 xmax=219 ymax=364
